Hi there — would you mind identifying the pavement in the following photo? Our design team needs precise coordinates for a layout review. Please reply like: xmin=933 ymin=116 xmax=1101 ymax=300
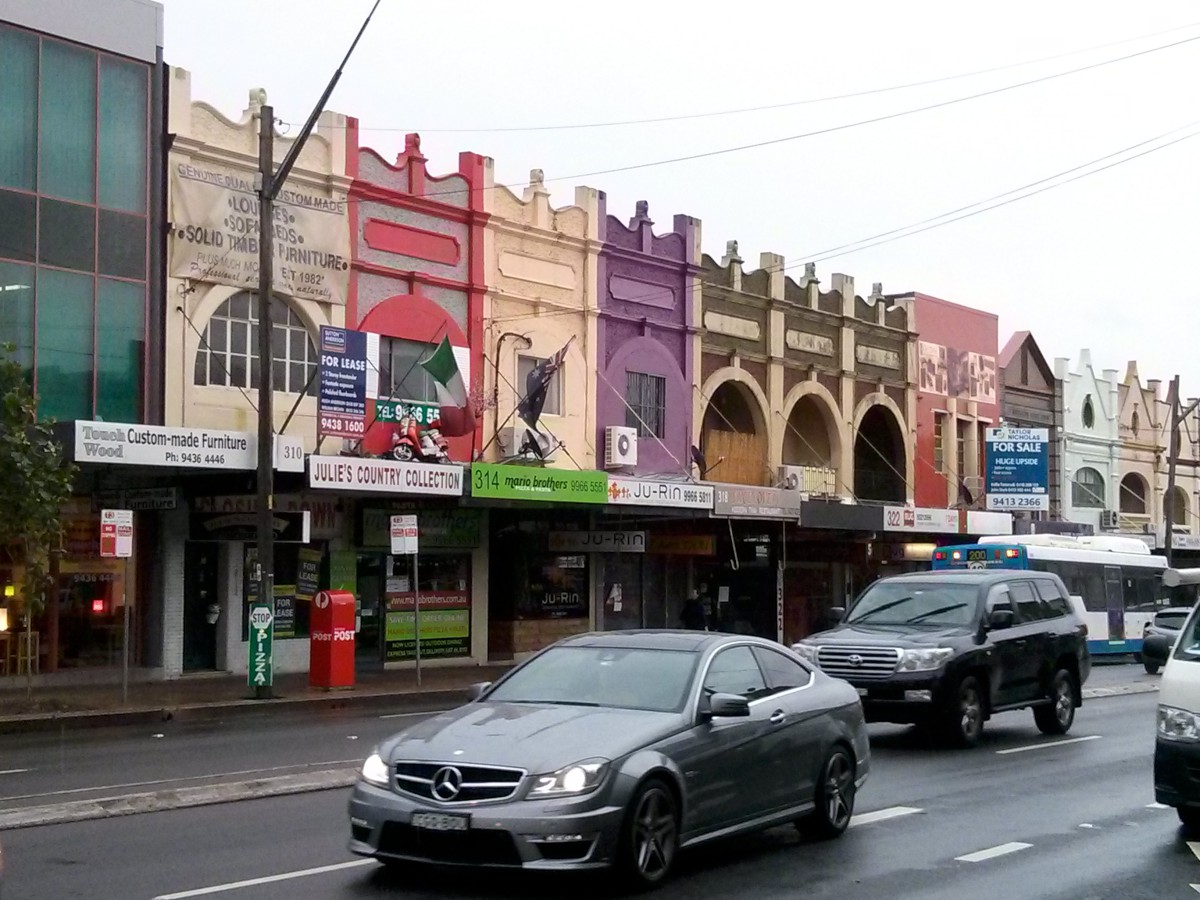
xmin=0 ymin=658 xmax=1163 ymax=832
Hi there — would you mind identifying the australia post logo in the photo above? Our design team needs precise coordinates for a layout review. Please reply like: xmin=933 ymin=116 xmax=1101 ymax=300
xmin=312 ymin=628 xmax=354 ymax=642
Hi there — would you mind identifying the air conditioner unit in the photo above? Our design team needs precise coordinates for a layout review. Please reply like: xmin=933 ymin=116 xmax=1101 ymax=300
xmin=777 ymin=465 xmax=803 ymax=490
xmin=1100 ymin=510 xmax=1119 ymax=529
xmin=501 ymin=427 xmax=554 ymax=460
xmin=604 ymin=426 xmax=638 ymax=469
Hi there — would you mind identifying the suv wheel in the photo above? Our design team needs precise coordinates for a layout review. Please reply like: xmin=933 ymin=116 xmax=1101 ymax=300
xmin=1033 ymin=669 xmax=1077 ymax=735
xmin=943 ymin=676 xmax=985 ymax=748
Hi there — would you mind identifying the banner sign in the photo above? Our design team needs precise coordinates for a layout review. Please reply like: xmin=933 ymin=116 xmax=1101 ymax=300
xmin=882 ymin=506 xmax=961 ymax=534
xmin=317 ymin=326 xmax=380 ymax=438
xmin=170 ymin=161 xmax=350 ymax=304
xmin=985 ymin=427 xmax=1050 ymax=511
xmin=469 ymin=464 xmax=608 ymax=504
xmin=190 ymin=510 xmax=311 ymax=543
xmin=606 ymin=478 xmax=713 ymax=510
xmin=75 ymin=421 xmax=256 ymax=469
xmin=378 ymin=399 xmax=440 ymax=426
xmin=548 ymin=531 xmax=646 ymax=553
xmin=711 ymin=483 xmax=804 ymax=520
xmin=309 ymin=456 xmax=464 ymax=496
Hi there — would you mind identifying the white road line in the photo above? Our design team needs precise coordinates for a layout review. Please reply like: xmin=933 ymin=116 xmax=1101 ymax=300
xmin=849 ymin=805 xmax=923 ymax=827
xmin=379 ymin=709 xmax=449 ymax=720
xmin=956 ymin=841 xmax=1033 ymax=863
xmin=1187 ymin=841 xmax=1200 ymax=863
xmin=996 ymin=735 xmax=1102 ymax=755
xmin=0 ymin=768 xmax=30 ymax=776
xmin=152 ymin=859 xmax=375 ymax=898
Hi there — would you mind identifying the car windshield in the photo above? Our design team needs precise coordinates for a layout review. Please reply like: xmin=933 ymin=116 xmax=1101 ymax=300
xmin=847 ymin=582 xmax=980 ymax=627
xmin=485 ymin=646 xmax=699 ymax=713
xmin=1156 ymin=611 xmax=1189 ymax=630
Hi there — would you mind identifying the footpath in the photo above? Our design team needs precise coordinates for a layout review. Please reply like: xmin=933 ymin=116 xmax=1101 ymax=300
xmin=0 ymin=660 xmax=1161 ymax=832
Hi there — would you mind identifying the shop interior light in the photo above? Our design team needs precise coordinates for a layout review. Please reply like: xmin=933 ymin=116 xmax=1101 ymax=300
xmin=91 ymin=599 xmax=105 ymax=614
xmin=0 ymin=607 xmax=7 ymax=631
xmin=3 ymin=585 xmax=13 ymax=598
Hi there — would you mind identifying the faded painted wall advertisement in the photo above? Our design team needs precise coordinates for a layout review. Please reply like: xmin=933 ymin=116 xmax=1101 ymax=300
xmin=170 ymin=161 xmax=350 ymax=304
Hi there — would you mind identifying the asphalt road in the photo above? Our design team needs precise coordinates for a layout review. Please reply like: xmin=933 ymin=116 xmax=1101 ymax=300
xmin=3 ymin=677 xmax=1196 ymax=900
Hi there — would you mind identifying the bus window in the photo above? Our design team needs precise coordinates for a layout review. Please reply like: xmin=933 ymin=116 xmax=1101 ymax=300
xmin=1123 ymin=570 xmax=1159 ymax=614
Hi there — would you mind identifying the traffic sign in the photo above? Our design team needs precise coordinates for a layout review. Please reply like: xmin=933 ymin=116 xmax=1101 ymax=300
xmin=390 ymin=514 xmax=419 ymax=555
xmin=100 ymin=509 xmax=134 ymax=558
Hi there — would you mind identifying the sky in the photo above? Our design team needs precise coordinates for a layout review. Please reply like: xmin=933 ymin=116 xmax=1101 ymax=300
xmin=159 ymin=0 xmax=1200 ymax=396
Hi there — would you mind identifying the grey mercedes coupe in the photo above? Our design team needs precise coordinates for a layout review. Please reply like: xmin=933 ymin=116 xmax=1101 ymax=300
xmin=348 ymin=630 xmax=870 ymax=888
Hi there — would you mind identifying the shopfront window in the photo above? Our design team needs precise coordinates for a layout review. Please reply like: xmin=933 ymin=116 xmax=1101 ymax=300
xmin=384 ymin=552 xmax=471 ymax=662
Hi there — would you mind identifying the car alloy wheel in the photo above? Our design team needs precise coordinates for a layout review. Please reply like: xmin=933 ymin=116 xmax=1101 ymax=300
xmin=946 ymin=676 xmax=984 ymax=748
xmin=803 ymin=746 xmax=856 ymax=839
xmin=623 ymin=779 xmax=679 ymax=887
xmin=1034 ymin=669 xmax=1076 ymax=735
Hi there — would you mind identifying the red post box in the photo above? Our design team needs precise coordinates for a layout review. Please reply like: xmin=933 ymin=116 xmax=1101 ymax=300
xmin=310 ymin=589 xmax=356 ymax=689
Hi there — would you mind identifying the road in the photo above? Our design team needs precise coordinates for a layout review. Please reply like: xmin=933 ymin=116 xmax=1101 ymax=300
xmin=2 ymin=668 xmax=1192 ymax=899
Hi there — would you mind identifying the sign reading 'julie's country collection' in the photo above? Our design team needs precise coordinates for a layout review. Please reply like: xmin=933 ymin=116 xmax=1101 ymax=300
xmin=308 ymin=456 xmax=464 ymax=496
xmin=170 ymin=161 xmax=351 ymax=305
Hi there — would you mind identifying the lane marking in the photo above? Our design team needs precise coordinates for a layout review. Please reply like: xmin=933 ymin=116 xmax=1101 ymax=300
xmin=0 ymin=760 xmax=362 ymax=804
xmin=152 ymin=859 xmax=374 ymax=898
xmin=996 ymin=735 xmax=1102 ymax=755
xmin=849 ymin=805 xmax=923 ymax=827
xmin=0 ymin=768 xmax=30 ymax=776
xmin=1188 ymin=841 xmax=1200 ymax=863
xmin=379 ymin=709 xmax=448 ymax=720
xmin=956 ymin=841 xmax=1033 ymax=863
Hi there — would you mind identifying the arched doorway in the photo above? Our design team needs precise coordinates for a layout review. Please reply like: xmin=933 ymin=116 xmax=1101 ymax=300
xmin=701 ymin=380 xmax=767 ymax=485
xmin=854 ymin=405 xmax=905 ymax=502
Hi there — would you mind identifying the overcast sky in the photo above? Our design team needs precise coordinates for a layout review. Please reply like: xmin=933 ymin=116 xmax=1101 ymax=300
xmin=160 ymin=0 xmax=1200 ymax=398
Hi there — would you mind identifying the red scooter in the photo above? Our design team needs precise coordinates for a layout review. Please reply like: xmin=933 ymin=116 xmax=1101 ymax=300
xmin=390 ymin=416 xmax=450 ymax=463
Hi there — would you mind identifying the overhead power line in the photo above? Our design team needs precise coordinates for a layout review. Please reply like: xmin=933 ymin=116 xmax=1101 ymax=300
xmin=316 ymin=20 xmax=1200 ymax=134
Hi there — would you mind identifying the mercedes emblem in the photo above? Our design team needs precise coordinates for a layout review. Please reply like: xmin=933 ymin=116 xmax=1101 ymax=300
xmin=431 ymin=765 xmax=463 ymax=801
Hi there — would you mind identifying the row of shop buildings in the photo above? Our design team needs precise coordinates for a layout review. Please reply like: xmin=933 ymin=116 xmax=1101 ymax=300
xmin=4 ymin=0 xmax=1198 ymax=683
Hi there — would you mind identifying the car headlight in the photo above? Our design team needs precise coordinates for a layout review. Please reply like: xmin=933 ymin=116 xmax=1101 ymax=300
xmin=360 ymin=752 xmax=391 ymax=787
xmin=792 ymin=642 xmax=818 ymax=663
xmin=897 ymin=648 xmax=954 ymax=672
xmin=528 ymin=758 xmax=609 ymax=798
xmin=1159 ymin=705 xmax=1200 ymax=742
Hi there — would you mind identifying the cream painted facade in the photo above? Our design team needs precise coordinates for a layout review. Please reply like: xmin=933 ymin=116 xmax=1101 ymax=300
xmin=1057 ymin=350 xmax=1120 ymax=530
xmin=164 ymin=67 xmax=351 ymax=447
xmin=481 ymin=167 xmax=601 ymax=467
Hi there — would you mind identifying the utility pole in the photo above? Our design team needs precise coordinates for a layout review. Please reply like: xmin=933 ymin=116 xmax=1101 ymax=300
xmin=1164 ymin=374 xmax=1200 ymax=569
xmin=252 ymin=0 xmax=382 ymax=699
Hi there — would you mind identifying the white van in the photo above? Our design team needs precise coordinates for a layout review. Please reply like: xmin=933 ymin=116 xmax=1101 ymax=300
xmin=1154 ymin=600 xmax=1200 ymax=827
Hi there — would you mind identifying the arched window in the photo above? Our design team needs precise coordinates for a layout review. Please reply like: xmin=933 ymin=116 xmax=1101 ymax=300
xmin=1131 ymin=410 xmax=1140 ymax=435
xmin=194 ymin=292 xmax=317 ymax=396
xmin=1171 ymin=486 xmax=1190 ymax=528
xmin=1119 ymin=473 xmax=1147 ymax=515
xmin=1072 ymin=467 xmax=1105 ymax=508
xmin=1082 ymin=395 xmax=1095 ymax=429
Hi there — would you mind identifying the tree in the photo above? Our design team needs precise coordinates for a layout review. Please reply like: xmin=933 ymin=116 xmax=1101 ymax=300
xmin=0 ymin=345 xmax=76 ymax=692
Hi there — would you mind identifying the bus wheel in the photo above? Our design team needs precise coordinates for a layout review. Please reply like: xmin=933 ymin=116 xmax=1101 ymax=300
xmin=1034 ymin=669 xmax=1076 ymax=735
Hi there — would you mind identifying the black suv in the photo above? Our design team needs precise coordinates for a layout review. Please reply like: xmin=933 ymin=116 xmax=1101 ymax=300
xmin=792 ymin=570 xmax=1091 ymax=747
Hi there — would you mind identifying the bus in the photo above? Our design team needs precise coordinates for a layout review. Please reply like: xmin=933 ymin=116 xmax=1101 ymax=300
xmin=930 ymin=533 xmax=1171 ymax=656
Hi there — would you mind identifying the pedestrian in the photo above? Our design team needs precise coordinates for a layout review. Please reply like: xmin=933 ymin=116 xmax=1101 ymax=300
xmin=680 ymin=590 xmax=708 ymax=630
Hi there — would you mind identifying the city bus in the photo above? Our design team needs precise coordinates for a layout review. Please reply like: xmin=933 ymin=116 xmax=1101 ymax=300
xmin=931 ymin=533 xmax=1170 ymax=656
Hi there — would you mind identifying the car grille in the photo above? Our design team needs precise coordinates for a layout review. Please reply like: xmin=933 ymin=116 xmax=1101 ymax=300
xmin=393 ymin=761 xmax=526 ymax=804
xmin=378 ymin=822 xmax=523 ymax=866
xmin=815 ymin=645 xmax=900 ymax=680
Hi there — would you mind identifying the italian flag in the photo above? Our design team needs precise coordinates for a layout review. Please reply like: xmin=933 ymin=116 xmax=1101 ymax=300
xmin=420 ymin=337 xmax=474 ymax=437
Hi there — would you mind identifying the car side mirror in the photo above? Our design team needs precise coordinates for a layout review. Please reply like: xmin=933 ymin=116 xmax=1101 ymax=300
xmin=988 ymin=609 xmax=1014 ymax=630
xmin=702 ymin=692 xmax=751 ymax=720
xmin=466 ymin=681 xmax=492 ymax=701
xmin=828 ymin=606 xmax=846 ymax=623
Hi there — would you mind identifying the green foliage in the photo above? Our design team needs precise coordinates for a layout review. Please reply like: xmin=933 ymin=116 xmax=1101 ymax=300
xmin=0 ymin=344 xmax=76 ymax=622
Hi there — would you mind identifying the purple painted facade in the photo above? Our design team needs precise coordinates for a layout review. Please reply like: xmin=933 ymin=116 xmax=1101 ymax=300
xmin=596 ymin=197 xmax=701 ymax=477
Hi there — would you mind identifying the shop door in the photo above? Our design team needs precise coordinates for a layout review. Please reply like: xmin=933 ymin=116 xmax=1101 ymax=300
xmin=602 ymin=555 xmax=644 ymax=630
xmin=355 ymin=553 xmax=384 ymax=670
xmin=182 ymin=542 xmax=219 ymax=671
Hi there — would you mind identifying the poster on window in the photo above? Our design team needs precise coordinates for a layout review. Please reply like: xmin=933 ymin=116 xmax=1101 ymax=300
xmin=169 ymin=160 xmax=351 ymax=304
xmin=384 ymin=591 xmax=471 ymax=661
xmin=318 ymin=326 xmax=380 ymax=438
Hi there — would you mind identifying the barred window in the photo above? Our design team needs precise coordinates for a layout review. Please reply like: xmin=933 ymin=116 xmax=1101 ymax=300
xmin=625 ymin=371 xmax=666 ymax=439
xmin=193 ymin=292 xmax=316 ymax=395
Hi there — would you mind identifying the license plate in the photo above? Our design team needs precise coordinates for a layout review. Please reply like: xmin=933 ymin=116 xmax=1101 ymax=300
xmin=412 ymin=811 xmax=470 ymax=832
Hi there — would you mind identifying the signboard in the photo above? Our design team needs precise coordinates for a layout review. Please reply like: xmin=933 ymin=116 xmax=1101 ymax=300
xmin=274 ymin=436 xmax=304 ymax=473
xmin=711 ymin=484 xmax=804 ymax=520
xmin=378 ymin=399 xmax=440 ymax=426
xmin=385 ymin=607 xmax=470 ymax=661
xmin=75 ymin=421 xmax=256 ymax=469
xmin=646 ymin=534 xmax=716 ymax=556
xmin=390 ymin=514 xmax=419 ymax=555
xmin=193 ymin=494 xmax=342 ymax=541
xmin=606 ymin=478 xmax=714 ymax=510
xmin=548 ymin=531 xmax=646 ymax=553
xmin=469 ymin=464 xmax=608 ymax=504
xmin=170 ymin=160 xmax=350 ymax=305
xmin=309 ymin=456 xmax=464 ymax=496
xmin=190 ymin=510 xmax=311 ymax=543
xmin=93 ymin=488 xmax=177 ymax=512
xmin=317 ymin=326 xmax=379 ymax=438
xmin=247 ymin=601 xmax=274 ymax=688
xmin=99 ymin=509 xmax=134 ymax=558
xmin=985 ymin=427 xmax=1050 ymax=511
xmin=882 ymin=506 xmax=961 ymax=534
